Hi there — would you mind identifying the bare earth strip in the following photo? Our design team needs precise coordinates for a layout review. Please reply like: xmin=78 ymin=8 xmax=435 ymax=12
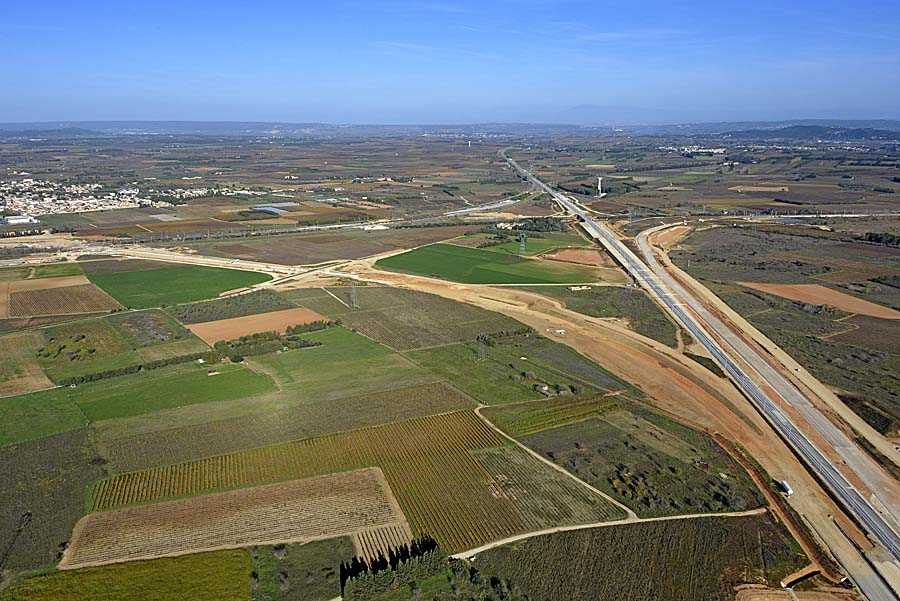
xmin=61 ymin=468 xmax=407 ymax=569
xmin=186 ymin=307 xmax=326 ymax=344
xmin=737 ymin=282 xmax=900 ymax=320
xmin=542 ymin=248 xmax=615 ymax=267
xmin=0 ymin=282 xmax=8 ymax=318
xmin=8 ymin=284 xmax=123 ymax=317
xmin=8 ymin=275 xmax=91 ymax=292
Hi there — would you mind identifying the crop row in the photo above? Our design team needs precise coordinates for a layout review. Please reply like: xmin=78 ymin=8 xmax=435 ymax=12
xmin=92 ymin=412 xmax=518 ymax=552
xmin=485 ymin=395 xmax=622 ymax=437
xmin=67 ymin=469 xmax=398 ymax=568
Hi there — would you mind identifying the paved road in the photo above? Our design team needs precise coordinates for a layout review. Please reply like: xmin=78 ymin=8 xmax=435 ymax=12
xmin=501 ymin=151 xmax=900 ymax=597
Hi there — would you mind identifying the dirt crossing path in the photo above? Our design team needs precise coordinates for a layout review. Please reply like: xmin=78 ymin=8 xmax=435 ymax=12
xmin=452 ymin=507 xmax=769 ymax=559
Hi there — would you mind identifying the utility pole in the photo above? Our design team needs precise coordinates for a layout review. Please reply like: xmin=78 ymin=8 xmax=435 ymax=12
xmin=518 ymin=232 xmax=527 ymax=258
xmin=350 ymin=283 xmax=359 ymax=310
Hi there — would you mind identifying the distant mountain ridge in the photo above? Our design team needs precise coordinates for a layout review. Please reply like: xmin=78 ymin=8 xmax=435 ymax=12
xmin=1 ymin=119 xmax=899 ymax=138
xmin=722 ymin=124 xmax=900 ymax=141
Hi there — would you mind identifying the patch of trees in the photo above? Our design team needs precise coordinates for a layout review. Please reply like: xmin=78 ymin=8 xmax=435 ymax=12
xmin=0 ymin=245 xmax=65 ymax=257
xmin=341 ymin=537 xmax=445 ymax=600
xmin=861 ymin=232 xmax=900 ymax=247
xmin=213 ymin=325 xmax=330 ymax=362
xmin=341 ymin=536 xmax=529 ymax=600
xmin=166 ymin=290 xmax=296 ymax=324
xmin=54 ymin=352 xmax=209 ymax=386
xmin=0 ymin=229 xmax=42 ymax=239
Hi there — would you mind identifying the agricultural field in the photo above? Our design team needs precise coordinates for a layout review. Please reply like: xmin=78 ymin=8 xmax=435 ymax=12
xmin=72 ymin=361 xmax=273 ymax=421
xmin=1 ymin=550 xmax=251 ymax=601
xmin=406 ymin=332 xmax=628 ymax=405
xmin=0 ymin=330 xmax=53 ymax=397
xmin=449 ymin=230 xmax=589 ymax=256
xmin=516 ymin=404 xmax=764 ymax=517
xmin=29 ymin=263 xmax=86 ymax=279
xmin=99 ymin=382 xmax=475 ymax=472
xmin=476 ymin=515 xmax=807 ymax=601
xmin=89 ymin=411 xmax=625 ymax=552
xmin=79 ymin=259 xmax=182 ymax=274
xmin=9 ymin=284 xmax=122 ymax=317
xmin=376 ymin=243 xmax=603 ymax=285
xmin=672 ymin=223 xmax=900 ymax=438
xmin=482 ymin=394 xmax=621 ymax=437
xmin=186 ymin=307 xmax=325 ymax=344
xmin=35 ymin=318 xmax=140 ymax=382
xmin=250 ymin=537 xmax=355 ymax=601
xmin=1 ymin=362 xmax=274 ymax=445
xmin=737 ymin=282 xmax=900 ymax=319
xmin=0 ymin=430 xmax=107 ymax=574
xmin=246 ymin=327 xmax=437 ymax=402
xmin=88 ymin=265 xmax=271 ymax=308
xmin=298 ymin=286 xmax=523 ymax=351
xmin=64 ymin=469 xmax=407 ymax=568
xmin=518 ymin=284 xmax=681 ymax=347
xmin=107 ymin=309 xmax=192 ymax=347
xmin=166 ymin=290 xmax=297 ymax=323
xmin=190 ymin=225 xmax=475 ymax=265
xmin=707 ymin=281 xmax=900 ymax=438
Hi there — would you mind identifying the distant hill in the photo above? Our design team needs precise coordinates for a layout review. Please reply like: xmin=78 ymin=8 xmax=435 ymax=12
xmin=0 ymin=126 xmax=102 ymax=138
xmin=722 ymin=125 xmax=900 ymax=141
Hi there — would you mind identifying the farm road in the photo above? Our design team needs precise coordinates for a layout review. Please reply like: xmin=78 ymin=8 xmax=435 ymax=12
xmin=452 ymin=507 xmax=770 ymax=559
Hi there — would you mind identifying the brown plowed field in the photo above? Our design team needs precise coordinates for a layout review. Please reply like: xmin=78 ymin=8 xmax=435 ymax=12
xmin=62 ymin=468 xmax=407 ymax=569
xmin=9 ymin=284 xmax=123 ymax=317
xmin=8 ymin=275 xmax=90 ymax=292
xmin=542 ymin=248 xmax=615 ymax=267
xmin=737 ymin=282 xmax=900 ymax=320
xmin=186 ymin=307 xmax=326 ymax=343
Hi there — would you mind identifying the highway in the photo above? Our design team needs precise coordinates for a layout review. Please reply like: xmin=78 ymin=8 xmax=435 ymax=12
xmin=500 ymin=151 xmax=900 ymax=570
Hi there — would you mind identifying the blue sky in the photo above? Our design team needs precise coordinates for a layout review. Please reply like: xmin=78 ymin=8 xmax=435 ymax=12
xmin=2 ymin=0 xmax=899 ymax=123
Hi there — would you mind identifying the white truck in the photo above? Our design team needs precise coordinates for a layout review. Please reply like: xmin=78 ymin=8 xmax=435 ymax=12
xmin=779 ymin=480 xmax=794 ymax=496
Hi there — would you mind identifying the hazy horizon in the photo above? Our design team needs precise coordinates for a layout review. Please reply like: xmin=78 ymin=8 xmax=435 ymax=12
xmin=3 ymin=1 xmax=900 ymax=123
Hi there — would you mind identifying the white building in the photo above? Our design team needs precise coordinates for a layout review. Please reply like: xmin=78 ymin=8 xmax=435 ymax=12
xmin=3 ymin=215 xmax=37 ymax=225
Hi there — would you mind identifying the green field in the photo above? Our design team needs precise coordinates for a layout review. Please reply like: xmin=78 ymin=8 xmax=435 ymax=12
xmin=406 ymin=333 xmax=626 ymax=405
xmin=248 ymin=327 xmax=437 ymax=400
xmin=476 ymin=515 xmax=806 ymax=601
xmin=251 ymin=538 xmax=355 ymax=601
xmin=88 ymin=265 xmax=271 ymax=308
xmin=31 ymin=263 xmax=86 ymax=279
xmin=518 ymin=284 xmax=679 ymax=347
xmin=406 ymin=343 xmax=539 ymax=404
xmin=473 ymin=231 xmax=589 ymax=257
xmin=483 ymin=395 xmax=621 ymax=437
xmin=36 ymin=319 xmax=141 ymax=382
xmin=376 ymin=243 xmax=600 ymax=284
xmin=1 ymin=550 xmax=251 ymax=601
xmin=0 ymin=362 xmax=275 ymax=443
xmin=520 ymin=406 xmax=764 ymax=517
xmin=0 ymin=387 xmax=86 ymax=446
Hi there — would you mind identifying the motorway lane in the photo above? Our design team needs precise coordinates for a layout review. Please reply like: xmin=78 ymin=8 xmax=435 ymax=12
xmin=502 ymin=151 xmax=900 ymax=564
